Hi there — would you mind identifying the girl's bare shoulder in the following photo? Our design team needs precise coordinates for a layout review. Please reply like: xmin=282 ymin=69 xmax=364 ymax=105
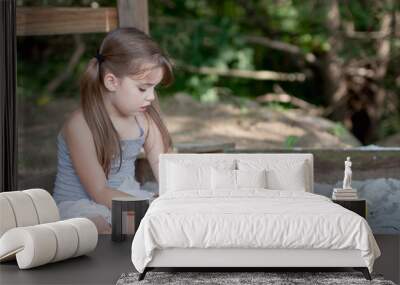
xmin=61 ymin=109 xmax=92 ymax=140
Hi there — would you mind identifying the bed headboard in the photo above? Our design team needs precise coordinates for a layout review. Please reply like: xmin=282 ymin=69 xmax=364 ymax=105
xmin=159 ymin=153 xmax=314 ymax=195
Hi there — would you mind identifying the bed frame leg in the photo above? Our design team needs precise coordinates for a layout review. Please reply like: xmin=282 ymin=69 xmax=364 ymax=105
xmin=138 ymin=268 xmax=148 ymax=281
xmin=354 ymin=267 xmax=371 ymax=280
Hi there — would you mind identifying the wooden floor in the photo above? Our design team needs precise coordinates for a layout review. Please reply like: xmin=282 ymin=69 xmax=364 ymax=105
xmin=0 ymin=235 xmax=398 ymax=284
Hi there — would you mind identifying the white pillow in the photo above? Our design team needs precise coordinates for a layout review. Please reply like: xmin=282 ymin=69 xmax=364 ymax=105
xmin=167 ymin=162 xmax=209 ymax=191
xmin=211 ymin=168 xmax=236 ymax=190
xmin=236 ymin=169 xmax=267 ymax=189
xmin=166 ymin=160 xmax=236 ymax=192
xmin=238 ymin=159 xmax=308 ymax=191
xmin=211 ymin=168 xmax=267 ymax=191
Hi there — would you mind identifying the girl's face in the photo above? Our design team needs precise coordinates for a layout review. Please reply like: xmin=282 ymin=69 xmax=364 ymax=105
xmin=105 ymin=66 xmax=163 ymax=117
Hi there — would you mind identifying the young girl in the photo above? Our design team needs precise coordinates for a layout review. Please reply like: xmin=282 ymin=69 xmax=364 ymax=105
xmin=52 ymin=27 xmax=173 ymax=234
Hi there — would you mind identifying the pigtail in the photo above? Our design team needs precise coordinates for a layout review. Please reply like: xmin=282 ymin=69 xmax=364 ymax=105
xmin=80 ymin=57 xmax=122 ymax=177
xmin=146 ymin=93 xmax=173 ymax=153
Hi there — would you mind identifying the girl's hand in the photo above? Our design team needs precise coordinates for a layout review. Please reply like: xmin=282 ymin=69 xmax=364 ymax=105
xmin=89 ymin=215 xmax=112 ymax=234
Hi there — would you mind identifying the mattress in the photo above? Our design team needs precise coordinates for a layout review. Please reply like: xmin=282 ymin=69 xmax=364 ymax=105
xmin=131 ymin=190 xmax=380 ymax=273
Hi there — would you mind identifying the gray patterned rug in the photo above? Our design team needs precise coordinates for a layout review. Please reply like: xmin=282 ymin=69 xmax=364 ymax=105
xmin=116 ymin=271 xmax=396 ymax=285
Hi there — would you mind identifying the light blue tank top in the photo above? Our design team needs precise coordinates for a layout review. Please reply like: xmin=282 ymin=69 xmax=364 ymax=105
xmin=52 ymin=117 xmax=145 ymax=204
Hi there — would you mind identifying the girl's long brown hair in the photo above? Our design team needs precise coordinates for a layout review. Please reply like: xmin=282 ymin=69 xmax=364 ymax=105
xmin=80 ymin=27 xmax=173 ymax=177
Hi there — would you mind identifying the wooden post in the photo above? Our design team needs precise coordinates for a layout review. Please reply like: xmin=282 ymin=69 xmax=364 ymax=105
xmin=117 ymin=0 xmax=149 ymax=34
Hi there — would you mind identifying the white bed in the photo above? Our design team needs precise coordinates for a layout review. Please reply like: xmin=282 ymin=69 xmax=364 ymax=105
xmin=131 ymin=153 xmax=380 ymax=280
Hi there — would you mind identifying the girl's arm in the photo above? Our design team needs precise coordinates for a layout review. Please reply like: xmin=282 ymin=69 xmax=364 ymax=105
xmin=142 ymin=113 xmax=166 ymax=183
xmin=63 ymin=110 xmax=132 ymax=209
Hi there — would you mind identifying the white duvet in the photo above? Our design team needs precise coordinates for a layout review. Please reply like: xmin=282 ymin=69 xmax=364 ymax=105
xmin=131 ymin=190 xmax=380 ymax=273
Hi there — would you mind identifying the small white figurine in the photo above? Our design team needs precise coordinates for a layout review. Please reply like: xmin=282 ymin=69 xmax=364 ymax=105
xmin=342 ymin=156 xmax=352 ymax=190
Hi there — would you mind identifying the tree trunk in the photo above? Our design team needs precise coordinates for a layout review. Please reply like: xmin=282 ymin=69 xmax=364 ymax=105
xmin=320 ymin=0 xmax=394 ymax=144
xmin=318 ymin=0 xmax=347 ymax=120
xmin=363 ymin=0 xmax=393 ymax=143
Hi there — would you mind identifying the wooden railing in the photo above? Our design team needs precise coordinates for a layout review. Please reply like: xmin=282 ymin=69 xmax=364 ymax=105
xmin=16 ymin=0 xmax=148 ymax=36
xmin=16 ymin=7 xmax=118 ymax=36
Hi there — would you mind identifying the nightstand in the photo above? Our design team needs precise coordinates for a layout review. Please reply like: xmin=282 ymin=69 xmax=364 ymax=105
xmin=332 ymin=199 xmax=367 ymax=218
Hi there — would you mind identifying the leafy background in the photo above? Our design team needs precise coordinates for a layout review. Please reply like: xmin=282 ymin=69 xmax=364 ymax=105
xmin=17 ymin=0 xmax=400 ymax=144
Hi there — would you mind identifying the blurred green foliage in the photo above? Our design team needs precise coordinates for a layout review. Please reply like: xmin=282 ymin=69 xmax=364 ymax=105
xmin=16 ymin=0 xmax=400 ymax=142
xmin=328 ymin=122 xmax=348 ymax=139
xmin=284 ymin=135 xmax=299 ymax=148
